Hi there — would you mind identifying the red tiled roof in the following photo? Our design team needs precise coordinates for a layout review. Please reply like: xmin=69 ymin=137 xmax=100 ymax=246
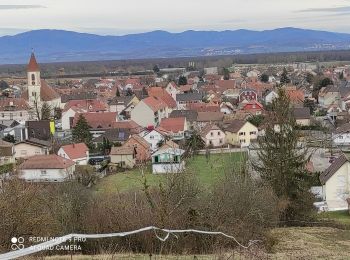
xmin=27 ymin=53 xmax=40 ymax=72
xmin=188 ymin=103 xmax=220 ymax=112
xmin=160 ymin=117 xmax=186 ymax=133
xmin=148 ymin=87 xmax=176 ymax=108
xmin=142 ymin=96 xmax=167 ymax=112
xmin=112 ymin=120 xmax=143 ymax=134
xmin=40 ymin=80 xmax=60 ymax=101
xmin=73 ymin=112 xmax=117 ymax=129
xmin=63 ymin=99 xmax=108 ymax=112
xmin=60 ymin=143 xmax=88 ymax=160
xmin=0 ymin=98 xmax=29 ymax=111
xmin=20 ymin=154 xmax=75 ymax=169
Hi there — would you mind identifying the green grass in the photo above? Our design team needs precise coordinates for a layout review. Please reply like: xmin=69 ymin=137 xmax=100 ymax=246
xmin=94 ymin=152 xmax=246 ymax=194
xmin=318 ymin=210 xmax=350 ymax=227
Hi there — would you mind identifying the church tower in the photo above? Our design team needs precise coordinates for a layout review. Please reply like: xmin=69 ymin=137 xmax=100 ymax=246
xmin=27 ymin=52 xmax=41 ymax=106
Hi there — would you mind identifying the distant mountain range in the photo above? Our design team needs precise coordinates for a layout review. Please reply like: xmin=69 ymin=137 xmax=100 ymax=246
xmin=1 ymin=27 xmax=350 ymax=64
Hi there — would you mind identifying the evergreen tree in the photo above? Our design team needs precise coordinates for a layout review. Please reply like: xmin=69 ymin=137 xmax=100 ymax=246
xmin=178 ymin=76 xmax=188 ymax=86
xmin=72 ymin=114 xmax=93 ymax=149
xmin=153 ymin=65 xmax=160 ymax=74
xmin=260 ymin=74 xmax=269 ymax=83
xmin=41 ymin=102 xmax=51 ymax=120
xmin=280 ymin=68 xmax=291 ymax=85
xmin=116 ymin=87 xmax=121 ymax=97
xmin=223 ymin=68 xmax=230 ymax=80
xmin=252 ymin=88 xmax=314 ymax=221
xmin=340 ymin=71 xmax=344 ymax=80
xmin=2 ymin=135 xmax=15 ymax=143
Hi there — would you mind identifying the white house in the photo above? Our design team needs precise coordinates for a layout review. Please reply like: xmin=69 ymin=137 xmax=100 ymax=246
xmin=19 ymin=154 xmax=75 ymax=182
xmin=333 ymin=123 xmax=350 ymax=146
xmin=130 ymin=96 xmax=168 ymax=127
xmin=57 ymin=143 xmax=89 ymax=165
xmin=14 ymin=138 xmax=50 ymax=159
xmin=141 ymin=129 xmax=166 ymax=152
xmin=152 ymin=148 xmax=185 ymax=174
xmin=165 ymin=82 xmax=180 ymax=101
xmin=264 ymin=90 xmax=278 ymax=104
xmin=320 ymin=154 xmax=350 ymax=210
xmin=201 ymin=124 xmax=226 ymax=147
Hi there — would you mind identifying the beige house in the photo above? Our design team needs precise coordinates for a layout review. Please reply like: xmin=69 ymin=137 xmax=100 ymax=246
xmin=224 ymin=120 xmax=258 ymax=147
xmin=110 ymin=145 xmax=136 ymax=169
xmin=201 ymin=124 xmax=226 ymax=147
xmin=130 ymin=96 xmax=167 ymax=127
xmin=14 ymin=138 xmax=50 ymax=159
xmin=320 ymin=154 xmax=350 ymax=210
xmin=0 ymin=140 xmax=15 ymax=165
xmin=293 ymin=107 xmax=311 ymax=126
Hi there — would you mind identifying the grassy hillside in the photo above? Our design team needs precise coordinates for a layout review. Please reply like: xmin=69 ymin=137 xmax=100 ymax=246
xmin=94 ymin=152 xmax=246 ymax=193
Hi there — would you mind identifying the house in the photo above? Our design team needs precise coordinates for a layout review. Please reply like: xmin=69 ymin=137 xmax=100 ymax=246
xmin=141 ymin=129 xmax=167 ymax=152
xmin=108 ymin=95 xmax=139 ymax=115
xmin=130 ymin=96 xmax=168 ymax=127
xmin=159 ymin=140 xmax=180 ymax=151
xmin=318 ymin=85 xmax=341 ymax=108
xmin=240 ymin=100 xmax=264 ymax=115
xmin=239 ymin=89 xmax=257 ymax=102
xmin=320 ymin=153 xmax=350 ymax=210
xmin=152 ymin=148 xmax=185 ymax=174
xmin=169 ymin=110 xmax=198 ymax=130
xmin=264 ymin=90 xmax=278 ymax=104
xmin=73 ymin=112 xmax=118 ymax=131
xmin=176 ymin=92 xmax=204 ymax=110
xmin=165 ymin=82 xmax=180 ymax=100
xmin=57 ymin=143 xmax=89 ymax=165
xmin=18 ymin=154 xmax=75 ymax=182
xmin=333 ymin=123 xmax=350 ymax=146
xmin=26 ymin=120 xmax=53 ymax=141
xmin=224 ymin=120 xmax=258 ymax=147
xmin=159 ymin=117 xmax=188 ymax=141
xmin=0 ymin=98 xmax=31 ymax=124
xmin=124 ymin=135 xmax=151 ymax=162
xmin=110 ymin=145 xmax=136 ymax=169
xmin=293 ymin=107 xmax=311 ymax=126
xmin=148 ymin=87 xmax=177 ymax=113
xmin=195 ymin=112 xmax=225 ymax=130
xmin=92 ymin=128 xmax=131 ymax=147
xmin=14 ymin=138 xmax=50 ymax=159
xmin=201 ymin=124 xmax=226 ymax=147
xmin=62 ymin=99 xmax=109 ymax=130
xmin=0 ymin=140 xmax=15 ymax=165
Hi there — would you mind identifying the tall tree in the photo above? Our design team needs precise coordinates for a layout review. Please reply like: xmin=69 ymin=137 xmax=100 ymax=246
xmin=260 ymin=73 xmax=269 ymax=83
xmin=116 ymin=87 xmax=121 ymax=97
xmin=41 ymin=102 xmax=51 ymax=120
xmin=280 ymin=68 xmax=291 ymax=85
xmin=178 ymin=76 xmax=188 ymax=86
xmin=184 ymin=130 xmax=205 ymax=158
xmin=153 ymin=65 xmax=160 ymax=74
xmin=222 ymin=68 xmax=230 ymax=80
xmin=252 ymin=88 xmax=314 ymax=221
xmin=72 ymin=114 xmax=93 ymax=149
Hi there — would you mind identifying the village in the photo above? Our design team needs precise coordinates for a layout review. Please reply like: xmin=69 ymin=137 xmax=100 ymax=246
xmin=0 ymin=53 xmax=350 ymax=212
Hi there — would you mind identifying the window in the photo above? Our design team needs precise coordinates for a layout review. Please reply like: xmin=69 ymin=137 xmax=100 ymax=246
xmin=150 ymin=135 xmax=154 ymax=139
xmin=1 ymin=113 xmax=4 ymax=118
xmin=239 ymin=132 xmax=245 ymax=136
xmin=41 ymin=170 xmax=47 ymax=175
xmin=250 ymin=131 xmax=257 ymax=135
xmin=20 ymin=112 xmax=23 ymax=117
xmin=218 ymin=131 xmax=221 ymax=136
xmin=219 ymin=139 xmax=223 ymax=144
xmin=210 ymin=132 xmax=214 ymax=137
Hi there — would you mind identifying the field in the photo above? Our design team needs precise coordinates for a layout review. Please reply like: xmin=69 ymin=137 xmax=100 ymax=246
xmin=94 ymin=152 xmax=246 ymax=194
xmin=318 ymin=210 xmax=350 ymax=227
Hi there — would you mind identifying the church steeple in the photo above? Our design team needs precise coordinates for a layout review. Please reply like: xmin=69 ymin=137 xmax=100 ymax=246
xmin=27 ymin=52 xmax=40 ymax=72
xmin=27 ymin=52 xmax=41 ymax=106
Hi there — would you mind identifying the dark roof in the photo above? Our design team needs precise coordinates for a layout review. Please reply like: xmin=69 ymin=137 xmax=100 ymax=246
xmin=61 ymin=93 xmax=97 ymax=104
xmin=176 ymin=92 xmax=204 ymax=102
xmin=93 ymin=129 xmax=131 ymax=143
xmin=293 ymin=107 xmax=311 ymax=120
xmin=197 ymin=112 xmax=224 ymax=122
xmin=320 ymin=154 xmax=348 ymax=184
xmin=169 ymin=110 xmax=198 ymax=122
xmin=16 ymin=138 xmax=50 ymax=148
xmin=108 ymin=95 xmax=134 ymax=106
xmin=223 ymin=120 xmax=247 ymax=133
xmin=334 ymin=122 xmax=350 ymax=134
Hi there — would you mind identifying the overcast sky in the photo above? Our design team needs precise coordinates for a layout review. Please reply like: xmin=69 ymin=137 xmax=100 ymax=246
xmin=1 ymin=0 xmax=350 ymax=35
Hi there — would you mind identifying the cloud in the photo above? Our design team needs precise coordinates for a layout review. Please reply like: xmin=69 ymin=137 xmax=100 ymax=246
xmin=297 ymin=6 xmax=350 ymax=13
xmin=0 ymin=5 xmax=45 ymax=10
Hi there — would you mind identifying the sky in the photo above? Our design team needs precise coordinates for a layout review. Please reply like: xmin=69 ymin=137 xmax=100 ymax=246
xmin=1 ymin=0 xmax=350 ymax=36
